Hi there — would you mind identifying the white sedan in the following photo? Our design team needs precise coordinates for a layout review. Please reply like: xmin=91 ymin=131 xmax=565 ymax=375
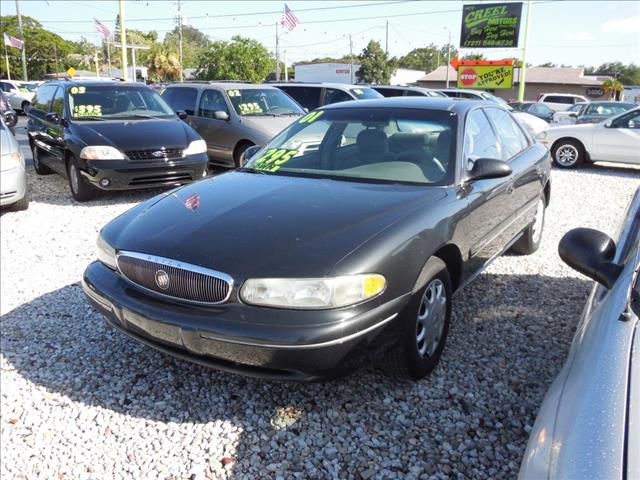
xmin=538 ymin=107 xmax=640 ymax=168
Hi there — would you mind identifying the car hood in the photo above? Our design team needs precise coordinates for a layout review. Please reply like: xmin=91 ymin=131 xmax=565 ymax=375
xmin=239 ymin=115 xmax=302 ymax=140
xmin=73 ymin=118 xmax=195 ymax=150
xmin=545 ymin=123 xmax=595 ymax=136
xmin=103 ymin=172 xmax=446 ymax=279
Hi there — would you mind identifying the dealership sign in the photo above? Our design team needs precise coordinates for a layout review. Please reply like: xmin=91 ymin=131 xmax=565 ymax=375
xmin=460 ymin=2 xmax=523 ymax=48
xmin=453 ymin=59 xmax=514 ymax=89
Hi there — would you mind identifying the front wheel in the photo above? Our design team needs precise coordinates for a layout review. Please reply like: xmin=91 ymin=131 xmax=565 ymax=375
xmin=21 ymin=100 xmax=30 ymax=113
xmin=10 ymin=193 xmax=29 ymax=211
xmin=552 ymin=139 xmax=584 ymax=168
xmin=32 ymin=145 xmax=53 ymax=175
xmin=511 ymin=196 xmax=546 ymax=255
xmin=67 ymin=158 xmax=97 ymax=202
xmin=382 ymin=257 xmax=452 ymax=380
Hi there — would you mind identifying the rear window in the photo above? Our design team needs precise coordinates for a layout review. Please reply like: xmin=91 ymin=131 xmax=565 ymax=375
xmin=277 ymin=86 xmax=321 ymax=110
xmin=161 ymin=87 xmax=198 ymax=115
xmin=544 ymin=95 xmax=575 ymax=104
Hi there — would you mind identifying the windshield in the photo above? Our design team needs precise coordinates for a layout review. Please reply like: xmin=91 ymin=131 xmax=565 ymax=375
xmin=17 ymin=82 xmax=37 ymax=92
xmin=243 ymin=107 xmax=457 ymax=186
xmin=226 ymin=88 xmax=304 ymax=116
xmin=509 ymin=103 xmax=527 ymax=111
xmin=68 ymin=85 xmax=175 ymax=119
xmin=350 ymin=87 xmax=383 ymax=100
xmin=583 ymin=103 xmax=633 ymax=116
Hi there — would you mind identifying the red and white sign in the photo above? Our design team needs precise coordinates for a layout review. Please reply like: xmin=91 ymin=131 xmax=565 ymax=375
xmin=459 ymin=68 xmax=478 ymax=86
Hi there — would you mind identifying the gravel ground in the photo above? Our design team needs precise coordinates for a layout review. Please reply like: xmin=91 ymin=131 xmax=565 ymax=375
xmin=2 ymin=120 xmax=639 ymax=479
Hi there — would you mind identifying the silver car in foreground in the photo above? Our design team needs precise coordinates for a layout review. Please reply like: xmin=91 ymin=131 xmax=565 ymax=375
xmin=0 ymin=115 xmax=28 ymax=210
xmin=519 ymin=187 xmax=639 ymax=479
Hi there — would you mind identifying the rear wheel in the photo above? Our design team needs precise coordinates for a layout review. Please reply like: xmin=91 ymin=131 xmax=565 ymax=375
xmin=67 ymin=158 xmax=97 ymax=202
xmin=552 ymin=139 xmax=584 ymax=168
xmin=31 ymin=145 xmax=53 ymax=175
xmin=511 ymin=196 xmax=546 ymax=255
xmin=233 ymin=142 xmax=254 ymax=168
xmin=382 ymin=257 xmax=452 ymax=380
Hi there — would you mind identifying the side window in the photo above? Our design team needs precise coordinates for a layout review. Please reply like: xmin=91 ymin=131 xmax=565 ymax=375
xmin=406 ymin=90 xmax=426 ymax=97
xmin=323 ymin=88 xmax=352 ymax=105
xmin=279 ymin=87 xmax=320 ymax=110
xmin=50 ymin=87 xmax=65 ymax=116
xmin=380 ymin=88 xmax=404 ymax=97
xmin=199 ymin=89 xmax=228 ymax=118
xmin=484 ymin=108 xmax=529 ymax=160
xmin=0 ymin=82 xmax=11 ymax=92
xmin=161 ymin=87 xmax=197 ymax=115
xmin=613 ymin=111 xmax=640 ymax=129
xmin=464 ymin=109 xmax=501 ymax=169
xmin=33 ymin=85 xmax=57 ymax=112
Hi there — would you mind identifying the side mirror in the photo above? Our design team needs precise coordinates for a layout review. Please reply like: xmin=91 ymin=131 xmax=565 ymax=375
xmin=568 ymin=112 xmax=577 ymax=118
xmin=240 ymin=145 xmax=262 ymax=167
xmin=45 ymin=112 xmax=59 ymax=124
xmin=468 ymin=158 xmax=512 ymax=181
xmin=214 ymin=110 xmax=230 ymax=121
xmin=558 ymin=228 xmax=623 ymax=289
xmin=177 ymin=110 xmax=188 ymax=120
xmin=604 ymin=120 xmax=613 ymax=128
xmin=2 ymin=110 xmax=17 ymax=128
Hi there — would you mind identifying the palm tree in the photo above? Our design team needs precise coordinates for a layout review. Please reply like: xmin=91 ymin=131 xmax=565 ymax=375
xmin=601 ymin=78 xmax=624 ymax=100
xmin=146 ymin=45 xmax=182 ymax=82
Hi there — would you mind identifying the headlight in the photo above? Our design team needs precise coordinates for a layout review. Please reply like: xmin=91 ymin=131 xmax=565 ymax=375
xmin=183 ymin=139 xmax=207 ymax=156
xmin=240 ymin=274 xmax=386 ymax=309
xmin=96 ymin=235 xmax=117 ymax=270
xmin=0 ymin=151 xmax=23 ymax=170
xmin=80 ymin=146 xmax=125 ymax=160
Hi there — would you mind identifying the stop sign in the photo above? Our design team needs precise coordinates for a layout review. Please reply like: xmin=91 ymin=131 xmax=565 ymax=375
xmin=459 ymin=68 xmax=478 ymax=86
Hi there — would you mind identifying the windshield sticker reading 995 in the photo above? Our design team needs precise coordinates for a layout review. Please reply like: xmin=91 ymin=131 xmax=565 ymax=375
xmin=73 ymin=104 xmax=102 ymax=116
xmin=253 ymin=148 xmax=298 ymax=172
xmin=299 ymin=111 xmax=324 ymax=124
xmin=238 ymin=102 xmax=263 ymax=114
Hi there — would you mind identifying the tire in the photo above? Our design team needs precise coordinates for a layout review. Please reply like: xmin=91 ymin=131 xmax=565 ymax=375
xmin=233 ymin=142 xmax=254 ymax=168
xmin=67 ymin=157 xmax=97 ymax=202
xmin=21 ymin=100 xmax=30 ymax=113
xmin=511 ymin=196 xmax=546 ymax=255
xmin=382 ymin=257 xmax=452 ymax=380
xmin=551 ymin=139 xmax=584 ymax=168
xmin=10 ymin=193 xmax=29 ymax=211
xmin=31 ymin=145 xmax=53 ymax=175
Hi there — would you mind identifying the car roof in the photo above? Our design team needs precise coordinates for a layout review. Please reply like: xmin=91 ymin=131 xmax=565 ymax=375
xmin=585 ymin=101 xmax=636 ymax=106
xmin=269 ymin=82 xmax=366 ymax=90
xmin=438 ymin=88 xmax=487 ymax=94
xmin=44 ymin=80 xmax=148 ymax=88
xmin=318 ymin=96 xmax=494 ymax=113
xmin=166 ymin=82 xmax=279 ymax=90
xmin=541 ymin=93 xmax=586 ymax=97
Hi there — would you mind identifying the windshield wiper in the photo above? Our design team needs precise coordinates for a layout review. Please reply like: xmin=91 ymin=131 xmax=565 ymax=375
xmin=238 ymin=167 xmax=269 ymax=175
xmin=73 ymin=116 xmax=106 ymax=121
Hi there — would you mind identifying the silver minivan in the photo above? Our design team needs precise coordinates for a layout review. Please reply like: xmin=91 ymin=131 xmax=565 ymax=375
xmin=162 ymin=83 xmax=305 ymax=168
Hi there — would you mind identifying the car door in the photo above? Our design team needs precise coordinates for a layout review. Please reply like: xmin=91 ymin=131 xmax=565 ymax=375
xmin=591 ymin=109 xmax=640 ymax=164
xmin=45 ymin=86 xmax=67 ymax=174
xmin=27 ymin=84 xmax=58 ymax=169
xmin=484 ymin=107 xmax=545 ymax=235
xmin=458 ymin=108 xmax=516 ymax=279
xmin=190 ymin=88 xmax=235 ymax=164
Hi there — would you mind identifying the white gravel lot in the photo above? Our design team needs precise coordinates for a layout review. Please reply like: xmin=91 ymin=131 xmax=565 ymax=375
xmin=1 ymin=120 xmax=639 ymax=479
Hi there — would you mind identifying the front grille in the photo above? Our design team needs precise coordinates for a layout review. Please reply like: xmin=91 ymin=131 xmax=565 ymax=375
xmin=126 ymin=148 xmax=184 ymax=161
xmin=128 ymin=172 xmax=193 ymax=186
xmin=117 ymin=252 xmax=233 ymax=305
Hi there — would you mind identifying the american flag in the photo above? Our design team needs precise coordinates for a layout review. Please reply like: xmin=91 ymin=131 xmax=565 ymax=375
xmin=280 ymin=4 xmax=299 ymax=31
xmin=3 ymin=32 xmax=23 ymax=50
xmin=93 ymin=18 xmax=113 ymax=40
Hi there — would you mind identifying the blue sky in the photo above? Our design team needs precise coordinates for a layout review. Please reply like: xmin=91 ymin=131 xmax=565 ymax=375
xmin=2 ymin=0 xmax=639 ymax=68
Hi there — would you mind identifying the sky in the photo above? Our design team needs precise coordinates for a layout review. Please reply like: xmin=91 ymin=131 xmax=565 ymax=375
xmin=1 ymin=0 xmax=639 ymax=68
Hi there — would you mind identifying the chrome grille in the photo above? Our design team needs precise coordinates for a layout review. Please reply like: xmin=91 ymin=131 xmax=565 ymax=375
xmin=125 ymin=148 xmax=184 ymax=161
xmin=117 ymin=251 xmax=232 ymax=305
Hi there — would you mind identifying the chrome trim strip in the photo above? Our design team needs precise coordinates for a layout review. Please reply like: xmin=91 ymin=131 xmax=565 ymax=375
xmin=116 ymin=250 xmax=234 ymax=305
xmin=199 ymin=313 xmax=398 ymax=349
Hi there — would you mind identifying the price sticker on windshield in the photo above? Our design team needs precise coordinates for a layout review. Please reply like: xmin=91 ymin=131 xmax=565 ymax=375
xmin=69 ymin=86 xmax=86 ymax=94
xmin=299 ymin=111 xmax=324 ymax=124
xmin=227 ymin=89 xmax=241 ymax=97
xmin=73 ymin=104 xmax=102 ymax=116
xmin=353 ymin=88 xmax=364 ymax=95
xmin=238 ymin=102 xmax=263 ymax=114
xmin=253 ymin=148 xmax=298 ymax=172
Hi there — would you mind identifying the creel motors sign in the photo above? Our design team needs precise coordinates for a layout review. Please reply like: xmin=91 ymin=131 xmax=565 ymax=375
xmin=460 ymin=2 xmax=523 ymax=48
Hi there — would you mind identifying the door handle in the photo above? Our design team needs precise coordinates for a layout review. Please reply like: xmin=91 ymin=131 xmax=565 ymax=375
xmin=506 ymin=183 xmax=515 ymax=195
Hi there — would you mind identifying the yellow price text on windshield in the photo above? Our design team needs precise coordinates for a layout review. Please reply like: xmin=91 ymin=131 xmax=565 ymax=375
xmin=299 ymin=111 xmax=324 ymax=124
xmin=238 ymin=102 xmax=263 ymax=114
xmin=19 ymin=88 xmax=28 ymax=93
xmin=227 ymin=89 xmax=241 ymax=97
xmin=69 ymin=86 xmax=86 ymax=94
xmin=353 ymin=88 xmax=364 ymax=95
xmin=253 ymin=148 xmax=298 ymax=172
xmin=73 ymin=104 xmax=102 ymax=116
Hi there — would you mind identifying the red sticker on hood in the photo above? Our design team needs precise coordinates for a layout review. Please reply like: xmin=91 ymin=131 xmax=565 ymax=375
xmin=184 ymin=193 xmax=200 ymax=211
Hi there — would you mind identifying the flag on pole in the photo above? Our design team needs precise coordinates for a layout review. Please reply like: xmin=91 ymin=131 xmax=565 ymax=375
xmin=93 ymin=18 xmax=113 ymax=40
xmin=280 ymin=4 xmax=299 ymax=31
xmin=3 ymin=32 xmax=24 ymax=50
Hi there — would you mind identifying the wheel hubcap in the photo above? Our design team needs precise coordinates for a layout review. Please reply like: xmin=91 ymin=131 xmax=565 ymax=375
xmin=556 ymin=144 xmax=578 ymax=166
xmin=70 ymin=164 xmax=79 ymax=194
xmin=416 ymin=278 xmax=447 ymax=358
xmin=33 ymin=148 xmax=39 ymax=168
xmin=531 ymin=198 xmax=545 ymax=244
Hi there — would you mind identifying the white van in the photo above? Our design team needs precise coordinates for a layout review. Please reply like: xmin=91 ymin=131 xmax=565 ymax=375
xmin=537 ymin=93 xmax=589 ymax=112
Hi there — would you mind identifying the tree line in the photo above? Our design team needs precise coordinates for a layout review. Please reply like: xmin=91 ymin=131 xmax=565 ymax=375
xmin=1 ymin=15 xmax=639 ymax=86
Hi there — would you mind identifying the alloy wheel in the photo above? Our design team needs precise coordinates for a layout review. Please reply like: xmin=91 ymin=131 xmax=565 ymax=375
xmin=416 ymin=278 xmax=447 ymax=358
xmin=556 ymin=144 xmax=578 ymax=166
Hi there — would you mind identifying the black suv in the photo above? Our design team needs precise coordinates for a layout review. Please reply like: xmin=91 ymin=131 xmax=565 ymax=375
xmin=269 ymin=83 xmax=382 ymax=110
xmin=27 ymin=80 xmax=208 ymax=201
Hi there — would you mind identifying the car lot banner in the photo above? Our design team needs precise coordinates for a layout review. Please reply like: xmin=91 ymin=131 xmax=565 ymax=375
xmin=457 ymin=65 xmax=514 ymax=89
xmin=460 ymin=3 xmax=523 ymax=48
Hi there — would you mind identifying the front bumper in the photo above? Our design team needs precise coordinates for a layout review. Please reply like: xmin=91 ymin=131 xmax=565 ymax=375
xmin=80 ymin=154 xmax=209 ymax=191
xmin=83 ymin=261 xmax=409 ymax=381
xmin=0 ymin=165 xmax=27 ymax=206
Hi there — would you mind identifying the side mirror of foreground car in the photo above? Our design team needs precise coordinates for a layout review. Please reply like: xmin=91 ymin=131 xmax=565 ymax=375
xmin=558 ymin=228 xmax=623 ymax=289
xmin=177 ymin=110 xmax=188 ymax=120
xmin=468 ymin=158 xmax=512 ymax=181
xmin=240 ymin=145 xmax=262 ymax=167
xmin=2 ymin=110 xmax=17 ymax=128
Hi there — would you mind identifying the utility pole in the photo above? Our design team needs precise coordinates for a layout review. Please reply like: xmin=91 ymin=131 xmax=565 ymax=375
xmin=177 ymin=0 xmax=184 ymax=82
xmin=385 ymin=20 xmax=389 ymax=55
xmin=119 ymin=0 xmax=127 ymax=81
xmin=518 ymin=0 xmax=532 ymax=102
xmin=275 ymin=22 xmax=280 ymax=81
xmin=94 ymin=51 xmax=100 ymax=77
xmin=15 ymin=0 xmax=28 ymax=80
xmin=444 ymin=27 xmax=451 ymax=88
xmin=283 ymin=50 xmax=288 ymax=81
xmin=349 ymin=34 xmax=354 ymax=84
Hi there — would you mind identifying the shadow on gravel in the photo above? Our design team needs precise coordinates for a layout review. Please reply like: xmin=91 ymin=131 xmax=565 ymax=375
xmin=1 ymin=273 xmax=591 ymax=478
